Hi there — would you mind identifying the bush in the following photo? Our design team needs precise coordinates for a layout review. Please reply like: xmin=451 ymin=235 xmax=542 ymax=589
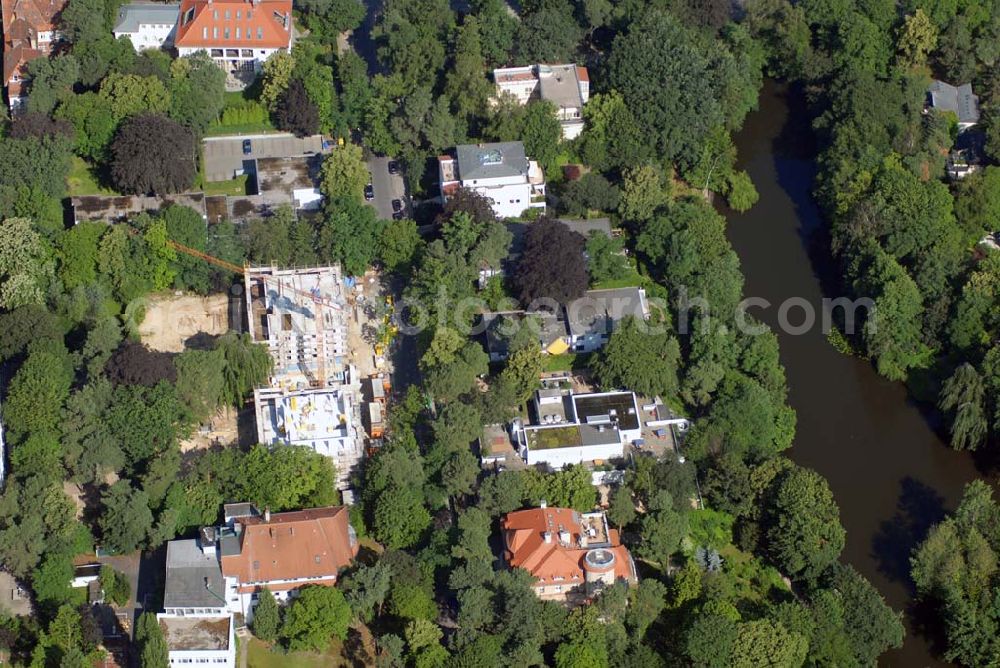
xmin=99 ymin=565 xmax=131 ymax=606
xmin=219 ymin=100 xmax=268 ymax=127
xmin=726 ymin=171 xmax=759 ymax=212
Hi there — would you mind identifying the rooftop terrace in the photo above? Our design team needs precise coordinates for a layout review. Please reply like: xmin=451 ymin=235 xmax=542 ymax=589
xmin=159 ymin=615 xmax=231 ymax=652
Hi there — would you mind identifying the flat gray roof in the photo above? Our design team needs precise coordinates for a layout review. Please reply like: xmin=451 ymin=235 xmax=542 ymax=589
xmin=538 ymin=64 xmax=584 ymax=110
xmin=113 ymin=3 xmax=180 ymax=33
xmin=163 ymin=540 xmax=226 ymax=609
xmin=574 ymin=392 xmax=640 ymax=431
xmin=456 ymin=142 xmax=530 ymax=181
xmin=566 ymin=288 xmax=647 ymax=338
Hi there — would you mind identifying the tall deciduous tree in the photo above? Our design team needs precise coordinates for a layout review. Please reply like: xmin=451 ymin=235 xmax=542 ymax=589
xmin=619 ymin=165 xmax=670 ymax=223
xmin=0 ymin=218 xmax=55 ymax=310
xmin=99 ymin=73 xmax=171 ymax=122
xmin=445 ymin=17 xmax=493 ymax=125
xmin=320 ymin=143 xmax=369 ymax=202
xmin=939 ymin=363 xmax=987 ymax=451
xmin=98 ymin=481 xmax=154 ymax=553
xmin=110 ymin=114 xmax=196 ymax=194
xmin=168 ymin=52 xmax=226 ymax=136
xmin=515 ymin=0 xmax=582 ymax=64
xmin=591 ymin=316 xmax=681 ymax=399
xmin=513 ymin=217 xmax=588 ymax=305
xmin=606 ymin=11 xmax=726 ymax=164
xmin=275 ymin=78 xmax=320 ymax=137
xmin=214 ymin=332 xmax=273 ymax=406
xmin=281 ymin=585 xmax=352 ymax=651
xmin=765 ymin=467 xmax=845 ymax=580
xmin=897 ymin=9 xmax=937 ymax=68
xmin=260 ymin=51 xmax=296 ymax=111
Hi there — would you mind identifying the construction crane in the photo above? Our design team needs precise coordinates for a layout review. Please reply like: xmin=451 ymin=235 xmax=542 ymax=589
xmin=123 ymin=226 xmax=341 ymax=310
xmin=125 ymin=226 xmax=338 ymax=388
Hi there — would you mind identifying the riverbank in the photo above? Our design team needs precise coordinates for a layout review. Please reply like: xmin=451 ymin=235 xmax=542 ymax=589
xmin=723 ymin=80 xmax=980 ymax=666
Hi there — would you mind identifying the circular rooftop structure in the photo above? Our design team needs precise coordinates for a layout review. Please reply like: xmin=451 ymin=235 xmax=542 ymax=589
xmin=583 ymin=548 xmax=616 ymax=573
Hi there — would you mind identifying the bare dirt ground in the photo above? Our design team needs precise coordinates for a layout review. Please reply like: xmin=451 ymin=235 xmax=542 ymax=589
xmin=138 ymin=293 xmax=231 ymax=353
xmin=63 ymin=481 xmax=86 ymax=519
xmin=179 ymin=406 xmax=248 ymax=452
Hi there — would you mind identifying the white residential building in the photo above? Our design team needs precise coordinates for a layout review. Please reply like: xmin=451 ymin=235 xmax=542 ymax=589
xmin=439 ymin=142 xmax=546 ymax=219
xmin=216 ymin=505 xmax=358 ymax=623
xmin=158 ymin=538 xmax=235 ymax=668
xmin=512 ymin=389 xmax=642 ymax=469
xmin=113 ymin=3 xmax=180 ymax=50
xmin=244 ymin=265 xmax=362 ymax=489
xmin=494 ymin=64 xmax=591 ymax=139
xmin=173 ymin=0 xmax=293 ymax=73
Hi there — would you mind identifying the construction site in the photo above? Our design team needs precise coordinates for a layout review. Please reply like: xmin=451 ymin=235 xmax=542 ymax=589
xmin=243 ymin=266 xmax=394 ymax=492
xmin=128 ymin=227 xmax=397 ymax=497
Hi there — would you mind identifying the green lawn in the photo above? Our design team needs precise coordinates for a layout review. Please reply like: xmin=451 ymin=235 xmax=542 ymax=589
xmin=201 ymin=174 xmax=249 ymax=196
xmin=247 ymin=638 xmax=347 ymax=668
xmin=205 ymin=122 xmax=278 ymax=137
xmin=542 ymin=352 xmax=592 ymax=373
xmin=591 ymin=264 xmax=650 ymax=291
xmin=67 ymin=157 xmax=118 ymax=196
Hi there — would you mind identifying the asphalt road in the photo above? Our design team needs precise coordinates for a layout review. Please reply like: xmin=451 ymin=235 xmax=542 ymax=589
xmin=202 ymin=133 xmax=326 ymax=182
xmin=366 ymin=156 xmax=408 ymax=219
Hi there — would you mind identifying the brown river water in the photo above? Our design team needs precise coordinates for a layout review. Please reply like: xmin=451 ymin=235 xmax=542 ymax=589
xmin=723 ymin=80 xmax=986 ymax=666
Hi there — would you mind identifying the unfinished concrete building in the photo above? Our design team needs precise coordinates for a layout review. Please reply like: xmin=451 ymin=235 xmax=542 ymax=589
xmin=245 ymin=266 xmax=361 ymax=489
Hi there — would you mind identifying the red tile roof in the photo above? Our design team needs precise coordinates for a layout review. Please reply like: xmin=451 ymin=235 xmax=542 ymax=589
xmin=2 ymin=0 xmax=66 ymax=91
xmin=502 ymin=507 xmax=636 ymax=586
xmin=221 ymin=506 xmax=358 ymax=589
xmin=174 ymin=0 xmax=292 ymax=50
xmin=576 ymin=66 xmax=589 ymax=83
xmin=2 ymin=0 xmax=65 ymax=36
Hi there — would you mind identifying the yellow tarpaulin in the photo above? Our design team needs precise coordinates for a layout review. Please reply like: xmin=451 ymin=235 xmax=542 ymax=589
xmin=546 ymin=338 xmax=570 ymax=355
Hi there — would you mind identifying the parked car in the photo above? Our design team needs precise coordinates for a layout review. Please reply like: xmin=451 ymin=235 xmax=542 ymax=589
xmin=387 ymin=160 xmax=400 ymax=175
xmin=391 ymin=199 xmax=403 ymax=213
xmin=242 ymin=139 xmax=252 ymax=155
xmin=364 ymin=184 xmax=375 ymax=201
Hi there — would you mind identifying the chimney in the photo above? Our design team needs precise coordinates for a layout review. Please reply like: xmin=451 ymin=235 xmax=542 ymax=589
xmin=559 ymin=529 xmax=570 ymax=545
xmin=543 ymin=531 xmax=552 ymax=543
xmin=264 ymin=507 xmax=271 ymax=522
xmin=540 ymin=500 xmax=547 ymax=509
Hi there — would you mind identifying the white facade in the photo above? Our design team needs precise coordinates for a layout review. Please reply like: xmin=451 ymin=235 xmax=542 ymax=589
xmin=520 ymin=430 xmax=624 ymax=468
xmin=222 ymin=573 xmax=337 ymax=623
xmin=493 ymin=64 xmax=590 ymax=140
xmin=113 ymin=4 xmax=180 ymax=51
xmin=116 ymin=23 xmax=176 ymax=50
xmin=512 ymin=390 xmax=641 ymax=469
xmin=439 ymin=142 xmax=546 ymax=219
xmin=176 ymin=44 xmax=284 ymax=72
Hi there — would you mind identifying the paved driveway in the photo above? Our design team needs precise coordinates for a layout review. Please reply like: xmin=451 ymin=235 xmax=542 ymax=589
xmin=366 ymin=156 xmax=408 ymax=219
xmin=202 ymin=133 xmax=326 ymax=182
